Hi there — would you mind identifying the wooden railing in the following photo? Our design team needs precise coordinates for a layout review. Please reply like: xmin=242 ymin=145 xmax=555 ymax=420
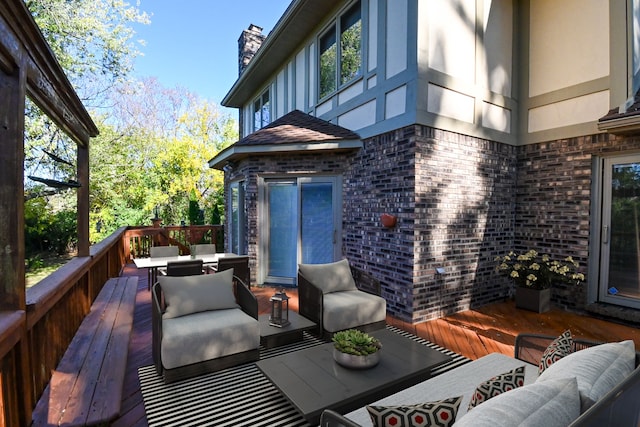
xmin=124 ymin=224 xmax=224 ymax=261
xmin=0 ymin=224 xmax=223 ymax=426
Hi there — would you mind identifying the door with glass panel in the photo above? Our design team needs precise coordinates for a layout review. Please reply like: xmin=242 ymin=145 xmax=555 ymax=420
xmin=263 ymin=176 xmax=341 ymax=286
xmin=600 ymin=155 xmax=640 ymax=309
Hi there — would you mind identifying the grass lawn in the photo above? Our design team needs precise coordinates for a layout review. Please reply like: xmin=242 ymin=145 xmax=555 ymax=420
xmin=26 ymin=253 xmax=73 ymax=288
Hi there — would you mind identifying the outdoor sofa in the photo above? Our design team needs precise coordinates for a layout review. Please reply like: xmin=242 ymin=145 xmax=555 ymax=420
xmin=320 ymin=332 xmax=640 ymax=426
xmin=298 ymin=259 xmax=387 ymax=340
xmin=151 ymin=269 xmax=260 ymax=383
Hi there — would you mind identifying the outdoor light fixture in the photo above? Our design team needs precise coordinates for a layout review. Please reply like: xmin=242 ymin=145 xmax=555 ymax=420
xmin=269 ymin=289 xmax=290 ymax=327
xmin=223 ymin=161 xmax=236 ymax=173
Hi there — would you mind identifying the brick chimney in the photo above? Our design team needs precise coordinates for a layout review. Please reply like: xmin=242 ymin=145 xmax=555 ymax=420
xmin=238 ymin=24 xmax=266 ymax=75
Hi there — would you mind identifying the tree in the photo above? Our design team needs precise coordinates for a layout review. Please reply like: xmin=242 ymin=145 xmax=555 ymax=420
xmin=24 ymin=0 xmax=150 ymax=198
xmin=89 ymin=79 xmax=238 ymax=241
xmin=23 ymin=1 xmax=238 ymax=248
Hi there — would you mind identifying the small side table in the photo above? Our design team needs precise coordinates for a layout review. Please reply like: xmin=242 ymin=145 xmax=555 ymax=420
xmin=259 ymin=311 xmax=317 ymax=348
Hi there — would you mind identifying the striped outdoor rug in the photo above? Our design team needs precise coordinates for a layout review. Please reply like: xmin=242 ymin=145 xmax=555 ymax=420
xmin=138 ymin=326 xmax=470 ymax=427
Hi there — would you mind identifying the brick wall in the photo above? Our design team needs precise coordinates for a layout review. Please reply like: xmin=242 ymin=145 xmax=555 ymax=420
xmin=225 ymin=124 xmax=640 ymax=323
xmin=343 ymin=124 xmax=517 ymax=323
xmin=238 ymin=24 xmax=265 ymax=76
xmin=513 ymin=132 xmax=640 ymax=313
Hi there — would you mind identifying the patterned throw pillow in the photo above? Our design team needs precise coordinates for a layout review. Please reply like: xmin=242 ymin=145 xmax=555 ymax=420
xmin=468 ymin=366 xmax=526 ymax=410
xmin=366 ymin=396 xmax=462 ymax=427
xmin=539 ymin=330 xmax=573 ymax=374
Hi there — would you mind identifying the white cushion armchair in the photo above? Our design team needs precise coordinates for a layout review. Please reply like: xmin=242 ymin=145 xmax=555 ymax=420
xmin=298 ymin=259 xmax=386 ymax=339
xmin=152 ymin=269 xmax=260 ymax=383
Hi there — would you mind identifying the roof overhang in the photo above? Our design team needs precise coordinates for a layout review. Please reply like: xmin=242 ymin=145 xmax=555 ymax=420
xmin=597 ymin=115 xmax=640 ymax=135
xmin=222 ymin=0 xmax=343 ymax=107
xmin=208 ymin=139 xmax=363 ymax=170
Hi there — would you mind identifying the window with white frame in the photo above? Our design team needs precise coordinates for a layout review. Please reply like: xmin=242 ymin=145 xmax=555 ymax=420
xmin=319 ymin=0 xmax=362 ymax=99
xmin=253 ymin=89 xmax=271 ymax=131
xmin=229 ymin=180 xmax=247 ymax=255
xmin=633 ymin=0 xmax=640 ymax=94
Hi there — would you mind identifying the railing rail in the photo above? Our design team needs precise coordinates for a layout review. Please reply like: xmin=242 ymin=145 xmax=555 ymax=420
xmin=124 ymin=224 xmax=224 ymax=261
xmin=0 ymin=224 xmax=223 ymax=426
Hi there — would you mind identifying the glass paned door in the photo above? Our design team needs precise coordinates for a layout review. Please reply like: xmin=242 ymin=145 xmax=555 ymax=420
xmin=600 ymin=156 xmax=640 ymax=308
xmin=267 ymin=182 xmax=298 ymax=279
xmin=263 ymin=176 xmax=341 ymax=285
xmin=301 ymin=182 xmax=334 ymax=264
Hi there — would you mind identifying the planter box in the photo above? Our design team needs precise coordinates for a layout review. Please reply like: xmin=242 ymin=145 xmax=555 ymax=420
xmin=515 ymin=287 xmax=551 ymax=313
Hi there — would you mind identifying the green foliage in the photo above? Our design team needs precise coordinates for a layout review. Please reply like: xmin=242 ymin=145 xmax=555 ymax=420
xmin=23 ymin=1 xmax=237 ymax=250
xmin=88 ymin=81 xmax=237 ymax=239
xmin=48 ymin=210 xmax=78 ymax=254
xmin=332 ymin=329 xmax=382 ymax=356
xmin=26 ymin=0 xmax=149 ymax=102
xmin=25 ymin=195 xmax=77 ymax=255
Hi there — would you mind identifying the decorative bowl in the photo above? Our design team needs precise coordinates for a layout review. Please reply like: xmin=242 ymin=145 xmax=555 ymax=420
xmin=333 ymin=348 xmax=380 ymax=369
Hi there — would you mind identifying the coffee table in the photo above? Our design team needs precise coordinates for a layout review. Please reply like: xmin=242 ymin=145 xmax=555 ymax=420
xmin=258 ymin=311 xmax=316 ymax=348
xmin=256 ymin=328 xmax=452 ymax=424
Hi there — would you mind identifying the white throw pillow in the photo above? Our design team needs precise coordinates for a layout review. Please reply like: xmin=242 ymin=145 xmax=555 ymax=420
xmin=298 ymin=259 xmax=358 ymax=294
xmin=454 ymin=377 xmax=580 ymax=427
xmin=536 ymin=340 xmax=635 ymax=411
xmin=160 ymin=269 xmax=237 ymax=318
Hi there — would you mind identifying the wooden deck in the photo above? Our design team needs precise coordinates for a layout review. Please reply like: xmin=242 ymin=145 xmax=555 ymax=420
xmin=109 ymin=264 xmax=640 ymax=426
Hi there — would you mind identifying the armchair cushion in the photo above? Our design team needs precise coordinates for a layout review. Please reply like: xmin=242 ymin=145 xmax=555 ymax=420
xmin=160 ymin=269 xmax=237 ymax=319
xmin=323 ymin=290 xmax=386 ymax=333
xmin=298 ymin=259 xmax=357 ymax=294
xmin=161 ymin=308 xmax=260 ymax=370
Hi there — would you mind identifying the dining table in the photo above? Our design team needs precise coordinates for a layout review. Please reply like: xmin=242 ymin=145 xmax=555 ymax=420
xmin=133 ymin=252 xmax=241 ymax=285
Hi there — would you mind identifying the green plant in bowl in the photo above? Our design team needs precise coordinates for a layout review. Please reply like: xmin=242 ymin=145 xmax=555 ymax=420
xmin=332 ymin=329 xmax=382 ymax=356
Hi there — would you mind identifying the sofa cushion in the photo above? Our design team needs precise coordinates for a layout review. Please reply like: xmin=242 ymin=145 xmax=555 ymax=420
xmin=344 ymin=353 xmax=539 ymax=426
xmin=536 ymin=340 xmax=636 ymax=411
xmin=298 ymin=259 xmax=358 ymax=294
xmin=454 ymin=377 xmax=581 ymax=427
xmin=539 ymin=330 xmax=573 ymax=374
xmin=160 ymin=269 xmax=237 ymax=319
xmin=161 ymin=308 xmax=260 ymax=369
xmin=323 ymin=290 xmax=386 ymax=333
xmin=366 ymin=396 xmax=462 ymax=427
xmin=468 ymin=365 xmax=525 ymax=409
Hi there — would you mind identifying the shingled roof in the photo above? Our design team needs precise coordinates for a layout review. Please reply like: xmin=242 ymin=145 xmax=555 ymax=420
xmin=208 ymin=110 xmax=362 ymax=170
xmin=598 ymin=88 xmax=640 ymax=134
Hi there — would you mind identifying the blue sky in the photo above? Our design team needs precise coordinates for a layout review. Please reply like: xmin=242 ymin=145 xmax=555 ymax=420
xmin=132 ymin=0 xmax=291 ymax=112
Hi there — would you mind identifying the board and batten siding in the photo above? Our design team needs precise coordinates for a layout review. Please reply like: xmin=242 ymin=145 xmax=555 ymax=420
xmin=240 ymin=0 xmax=625 ymax=147
xmin=522 ymin=0 xmax=611 ymax=143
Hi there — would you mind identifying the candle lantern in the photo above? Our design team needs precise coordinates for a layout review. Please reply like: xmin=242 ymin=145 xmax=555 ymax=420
xmin=269 ymin=289 xmax=290 ymax=327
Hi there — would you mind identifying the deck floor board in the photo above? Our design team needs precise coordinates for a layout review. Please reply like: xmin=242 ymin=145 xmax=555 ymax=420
xmin=63 ymin=264 xmax=640 ymax=426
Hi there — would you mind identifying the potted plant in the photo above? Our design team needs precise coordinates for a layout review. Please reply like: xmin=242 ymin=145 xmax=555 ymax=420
xmin=332 ymin=329 xmax=382 ymax=369
xmin=495 ymin=250 xmax=584 ymax=313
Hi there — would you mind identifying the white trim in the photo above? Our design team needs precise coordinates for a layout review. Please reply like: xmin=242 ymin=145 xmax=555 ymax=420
xmin=209 ymin=140 xmax=363 ymax=169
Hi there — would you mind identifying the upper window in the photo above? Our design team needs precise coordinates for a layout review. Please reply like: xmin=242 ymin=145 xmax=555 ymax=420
xmin=633 ymin=0 xmax=640 ymax=94
xmin=253 ymin=89 xmax=270 ymax=131
xmin=319 ymin=1 xmax=362 ymax=99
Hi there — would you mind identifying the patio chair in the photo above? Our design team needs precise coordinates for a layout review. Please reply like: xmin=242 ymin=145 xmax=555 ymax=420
xmin=151 ymin=269 xmax=260 ymax=383
xmin=191 ymin=243 xmax=219 ymax=273
xmin=148 ymin=245 xmax=179 ymax=289
xmin=150 ymin=245 xmax=179 ymax=258
xmin=166 ymin=259 xmax=204 ymax=276
xmin=298 ymin=259 xmax=386 ymax=340
xmin=212 ymin=256 xmax=250 ymax=288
